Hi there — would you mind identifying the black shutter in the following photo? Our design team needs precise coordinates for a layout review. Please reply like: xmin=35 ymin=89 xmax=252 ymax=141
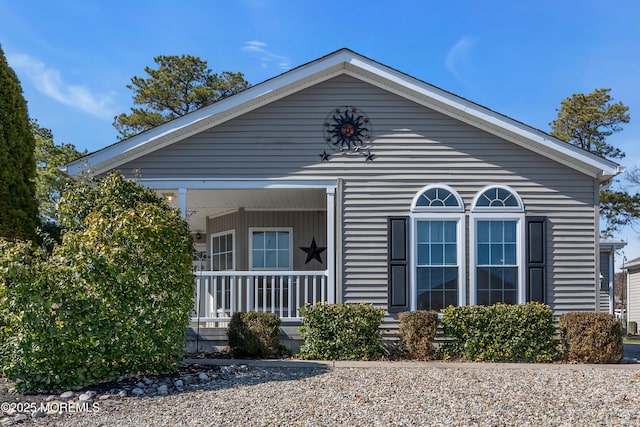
xmin=526 ymin=217 xmax=546 ymax=303
xmin=388 ymin=217 xmax=410 ymax=313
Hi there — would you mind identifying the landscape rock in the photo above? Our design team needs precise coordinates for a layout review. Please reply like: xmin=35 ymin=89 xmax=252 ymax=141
xmin=60 ymin=391 xmax=75 ymax=400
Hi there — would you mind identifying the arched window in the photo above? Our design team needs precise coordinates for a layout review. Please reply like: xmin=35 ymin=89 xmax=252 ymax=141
xmin=470 ymin=185 xmax=525 ymax=306
xmin=411 ymin=185 xmax=465 ymax=311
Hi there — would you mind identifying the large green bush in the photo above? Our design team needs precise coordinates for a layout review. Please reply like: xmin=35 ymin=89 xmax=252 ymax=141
xmin=228 ymin=312 xmax=282 ymax=358
xmin=298 ymin=302 xmax=384 ymax=360
xmin=559 ymin=312 xmax=623 ymax=363
xmin=0 ymin=173 xmax=195 ymax=391
xmin=440 ymin=302 xmax=557 ymax=362
xmin=397 ymin=310 xmax=438 ymax=360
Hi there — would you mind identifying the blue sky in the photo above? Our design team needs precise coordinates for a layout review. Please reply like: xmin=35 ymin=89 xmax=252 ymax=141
xmin=2 ymin=0 xmax=640 ymax=263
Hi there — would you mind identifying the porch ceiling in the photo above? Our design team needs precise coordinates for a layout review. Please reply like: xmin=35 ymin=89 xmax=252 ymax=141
xmin=157 ymin=188 xmax=327 ymax=232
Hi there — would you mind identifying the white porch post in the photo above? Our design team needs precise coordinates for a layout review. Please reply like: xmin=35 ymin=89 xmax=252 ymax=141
xmin=178 ymin=188 xmax=187 ymax=218
xmin=326 ymin=186 xmax=336 ymax=304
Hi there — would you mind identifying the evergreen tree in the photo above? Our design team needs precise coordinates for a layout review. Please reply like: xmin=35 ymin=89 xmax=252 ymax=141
xmin=550 ymin=88 xmax=638 ymax=235
xmin=0 ymin=45 xmax=39 ymax=241
xmin=113 ymin=55 xmax=249 ymax=139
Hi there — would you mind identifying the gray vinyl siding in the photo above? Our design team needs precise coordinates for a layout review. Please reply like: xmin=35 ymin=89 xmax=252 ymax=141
xmin=628 ymin=265 xmax=640 ymax=325
xmin=119 ymin=74 xmax=600 ymax=315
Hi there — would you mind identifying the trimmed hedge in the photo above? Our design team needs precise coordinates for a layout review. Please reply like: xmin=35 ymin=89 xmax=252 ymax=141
xmin=397 ymin=310 xmax=438 ymax=360
xmin=298 ymin=302 xmax=384 ymax=360
xmin=227 ymin=312 xmax=282 ymax=358
xmin=0 ymin=173 xmax=195 ymax=391
xmin=559 ymin=312 xmax=623 ymax=363
xmin=440 ymin=302 xmax=557 ymax=362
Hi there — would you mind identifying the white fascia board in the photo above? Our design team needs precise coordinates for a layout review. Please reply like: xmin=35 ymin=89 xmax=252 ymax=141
xmin=136 ymin=178 xmax=338 ymax=190
xmin=344 ymin=57 xmax=621 ymax=180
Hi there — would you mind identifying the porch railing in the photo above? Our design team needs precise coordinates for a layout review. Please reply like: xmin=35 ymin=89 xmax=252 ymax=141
xmin=191 ymin=270 xmax=330 ymax=323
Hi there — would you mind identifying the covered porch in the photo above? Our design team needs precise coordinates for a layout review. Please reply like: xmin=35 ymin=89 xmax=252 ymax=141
xmin=138 ymin=178 xmax=337 ymax=324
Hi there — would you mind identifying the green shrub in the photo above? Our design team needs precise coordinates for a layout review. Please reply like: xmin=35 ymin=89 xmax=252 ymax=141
xmin=440 ymin=302 xmax=557 ymax=362
xmin=298 ymin=302 xmax=384 ymax=360
xmin=228 ymin=312 xmax=282 ymax=358
xmin=559 ymin=312 xmax=623 ymax=363
xmin=0 ymin=173 xmax=195 ymax=391
xmin=397 ymin=311 xmax=438 ymax=360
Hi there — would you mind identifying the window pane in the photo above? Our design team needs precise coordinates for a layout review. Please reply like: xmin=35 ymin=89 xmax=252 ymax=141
xmin=477 ymin=221 xmax=490 ymax=242
xmin=477 ymin=243 xmax=489 ymax=265
xmin=477 ymin=290 xmax=490 ymax=306
xmin=490 ymin=221 xmax=503 ymax=241
xmin=252 ymin=250 xmax=264 ymax=268
xmin=226 ymin=253 xmax=233 ymax=270
xmin=445 ymin=290 xmax=457 ymax=307
xmin=253 ymin=232 xmax=265 ymax=249
xmin=265 ymin=251 xmax=277 ymax=268
xmin=504 ymin=268 xmax=517 ymax=290
xmin=264 ymin=232 xmax=277 ymax=249
xmin=277 ymin=250 xmax=289 ymax=269
xmin=504 ymin=221 xmax=516 ymax=242
xmin=431 ymin=244 xmax=444 ymax=265
xmin=477 ymin=267 xmax=490 ymax=290
xmin=490 ymin=244 xmax=503 ymax=265
xmin=417 ymin=222 xmax=429 ymax=243
xmin=444 ymin=268 xmax=458 ymax=290
xmin=444 ymin=244 xmax=456 ymax=265
xmin=417 ymin=244 xmax=430 ymax=265
xmin=277 ymin=232 xmax=289 ymax=249
xmin=503 ymin=291 xmax=517 ymax=304
xmin=444 ymin=221 xmax=456 ymax=242
xmin=212 ymin=255 xmax=220 ymax=271
xmin=504 ymin=243 xmax=516 ymax=265
xmin=431 ymin=222 xmax=444 ymax=242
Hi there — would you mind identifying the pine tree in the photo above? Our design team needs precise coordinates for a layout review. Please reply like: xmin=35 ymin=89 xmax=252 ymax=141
xmin=0 ymin=45 xmax=39 ymax=241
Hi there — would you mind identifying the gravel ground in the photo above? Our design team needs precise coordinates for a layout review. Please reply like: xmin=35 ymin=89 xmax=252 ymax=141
xmin=8 ymin=361 xmax=639 ymax=427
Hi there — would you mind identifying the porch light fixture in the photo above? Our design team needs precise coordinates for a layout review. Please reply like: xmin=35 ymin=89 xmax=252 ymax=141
xmin=162 ymin=192 xmax=176 ymax=202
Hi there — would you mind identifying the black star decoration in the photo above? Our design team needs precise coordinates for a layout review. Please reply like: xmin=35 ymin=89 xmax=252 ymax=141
xmin=319 ymin=151 xmax=331 ymax=162
xmin=300 ymin=238 xmax=326 ymax=265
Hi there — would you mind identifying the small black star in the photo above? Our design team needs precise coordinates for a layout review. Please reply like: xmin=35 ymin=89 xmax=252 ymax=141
xmin=319 ymin=151 xmax=331 ymax=162
xmin=364 ymin=150 xmax=375 ymax=162
xmin=300 ymin=238 xmax=326 ymax=264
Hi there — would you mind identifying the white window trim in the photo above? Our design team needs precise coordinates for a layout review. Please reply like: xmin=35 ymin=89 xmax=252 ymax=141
xmin=469 ymin=213 xmax=526 ymax=305
xmin=210 ymin=229 xmax=235 ymax=271
xmin=248 ymin=227 xmax=294 ymax=271
xmin=410 ymin=213 xmax=467 ymax=310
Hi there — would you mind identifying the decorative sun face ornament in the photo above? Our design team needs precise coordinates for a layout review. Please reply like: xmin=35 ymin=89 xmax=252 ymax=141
xmin=321 ymin=106 xmax=374 ymax=162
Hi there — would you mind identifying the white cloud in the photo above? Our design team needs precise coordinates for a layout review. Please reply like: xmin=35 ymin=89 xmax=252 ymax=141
xmin=445 ymin=37 xmax=477 ymax=83
xmin=7 ymin=53 xmax=118 ymax=120
xmin=242 ymin=41 xmax=291 ymax=70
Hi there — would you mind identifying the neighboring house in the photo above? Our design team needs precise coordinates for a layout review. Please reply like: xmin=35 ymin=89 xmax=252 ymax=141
xmin=599 ymin=239 xmax=626 ymax=315
xmin=625 ymin=257 xmax=640 ymax=332
xmin=65 ymin=49 xmax=622 ymax=339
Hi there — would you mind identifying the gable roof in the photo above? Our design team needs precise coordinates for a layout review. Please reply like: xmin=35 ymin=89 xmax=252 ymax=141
xmin=64 ymin=48 xmax=621 ymax=181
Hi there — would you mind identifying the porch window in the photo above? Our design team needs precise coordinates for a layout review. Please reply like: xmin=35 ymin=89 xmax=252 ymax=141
xmin=250 ymin=228 xmax=292 ymax=270
xmin=211 ymin=230 xmax=235 ymax=271
xmin=411 ymin=184 xmax=465 ymax=311
xmin=470 ymin=185 xmax=525 ymax=305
